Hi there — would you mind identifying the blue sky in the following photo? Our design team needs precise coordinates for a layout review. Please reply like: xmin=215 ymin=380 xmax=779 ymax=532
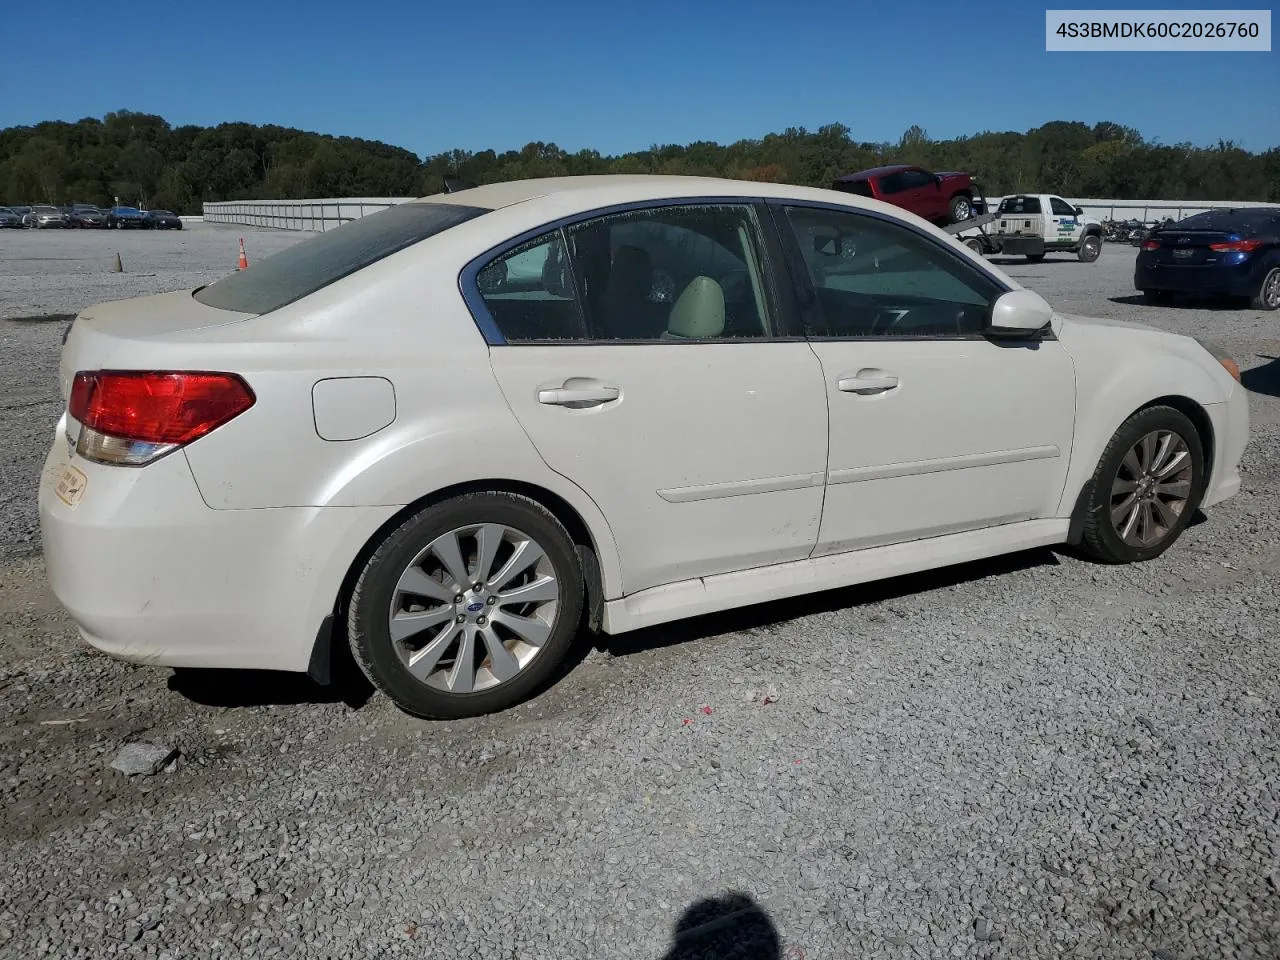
xmin=2 ymin=0 xmax=1276 ymax=155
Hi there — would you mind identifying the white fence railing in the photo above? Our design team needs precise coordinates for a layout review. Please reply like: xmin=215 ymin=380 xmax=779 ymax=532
xmin=204 ymin=193 xmax=1280 ymax=232
xmin=983 ymin=196 xmax=1279 ymax=222
xmin=202 ymin=198 xmax=413 ymax=232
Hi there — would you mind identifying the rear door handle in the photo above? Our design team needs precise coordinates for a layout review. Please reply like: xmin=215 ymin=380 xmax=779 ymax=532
xmin=837 ymin=371 xmax=899 ymax=395
xmin=537 ymin=380 xmax=621 ymax=407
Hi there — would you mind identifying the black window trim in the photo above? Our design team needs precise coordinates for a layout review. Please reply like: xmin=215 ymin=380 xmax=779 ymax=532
xmin=459 ymin=196 xmax=807 ymax=346
xmin=761 ymin=197 xmax=1029 ymax=343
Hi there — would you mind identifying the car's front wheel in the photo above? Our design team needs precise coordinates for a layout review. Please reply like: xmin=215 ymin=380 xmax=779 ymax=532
xmin=347 ymin=491 xmax=585 ymax=719
xmin=1252 ymin=266 xmax=1280 ymax=311
xmin=1077 ymin=234 xmax=1102 ymax=263
xmin=1078 ymin=405 xmax=1205 ymax=564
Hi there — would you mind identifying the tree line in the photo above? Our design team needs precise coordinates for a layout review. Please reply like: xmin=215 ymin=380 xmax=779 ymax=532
xmin=2 ymin=110 xmax=1277 ymax=215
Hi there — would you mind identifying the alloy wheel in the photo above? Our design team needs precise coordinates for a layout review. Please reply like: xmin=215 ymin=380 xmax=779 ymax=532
xmin=1109 ymin=429 xmax=1193 ymax=547
xmin=387 ymin=523 xmax=560 ymax=693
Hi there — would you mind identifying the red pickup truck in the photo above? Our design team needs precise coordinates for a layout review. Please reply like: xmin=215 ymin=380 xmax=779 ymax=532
xmin=830 ymin=164 xmax=980 ymax=226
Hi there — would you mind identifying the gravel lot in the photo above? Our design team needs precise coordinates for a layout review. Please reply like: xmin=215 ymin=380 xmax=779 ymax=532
xmin=1 ymin=225 xmax=1278 ymax=959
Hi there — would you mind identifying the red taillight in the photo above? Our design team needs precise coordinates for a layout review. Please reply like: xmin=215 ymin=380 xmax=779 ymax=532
xmin=1209 ymin=238 xmax=1264 ymax=252
xmin=1141 ymin=240 xmax=1161 ymax=250
xmin=69 ymin=371 xmax=255 ymax=445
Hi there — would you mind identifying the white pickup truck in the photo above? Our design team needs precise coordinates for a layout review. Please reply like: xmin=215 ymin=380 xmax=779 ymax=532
xmin=958 ymin=194 xmax=1104 ymax=263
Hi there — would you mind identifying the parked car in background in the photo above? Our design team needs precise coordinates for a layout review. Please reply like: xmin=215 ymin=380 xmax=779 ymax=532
xmin=1136 ymin=207 xmax=1280 ymax=311
xmin=25 ymin=205 xmax=69 ymax=228
xmin=0 ymin=206 xmax=23 ymax=228
xmin=105 ymin=206 xmax=148 ymax=229
xmin=144 ymin=209 xmax=183 ymax=230
xmin=69 ymin=205 xmax=107 ymax=228
xmin=830 ymin=164 xmax=981 ymax=225
xmin=40 ymin=175 xmax=1248 ymax=720
xmin=11 ymin=205 xmax=32 ymax=223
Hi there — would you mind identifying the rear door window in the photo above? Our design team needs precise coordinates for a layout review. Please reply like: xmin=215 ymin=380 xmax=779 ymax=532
xmin=999 ymin=197 xmax=1042 ymax=215
xmin=194 ymin=202 xmax=488 ymax=314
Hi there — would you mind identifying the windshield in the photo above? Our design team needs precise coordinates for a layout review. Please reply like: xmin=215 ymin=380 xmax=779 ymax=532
xmin=33 ymin=206 xmax=59 ymax=213
xmin=115 ymin=207 xmax=139 ymax=214
xmin=150 ymin=210 xmax=175 ymax=216
xmin=194 ymin=201 xmax=488 ymax=314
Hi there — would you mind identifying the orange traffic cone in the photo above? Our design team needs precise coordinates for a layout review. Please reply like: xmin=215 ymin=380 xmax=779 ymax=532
xmin=237 ymin=238 xmax=249 ymax=270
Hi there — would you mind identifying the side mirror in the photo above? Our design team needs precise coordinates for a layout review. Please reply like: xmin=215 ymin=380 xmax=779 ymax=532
xmin=1074 ymin=206 xmax=1085 ymax=217
xmin=986 ymin=289 xmax=1055 ymax=337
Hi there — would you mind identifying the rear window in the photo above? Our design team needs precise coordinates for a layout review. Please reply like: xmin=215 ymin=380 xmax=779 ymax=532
xmin=1173 ymin=208 xmax=1280 ymax=233
xmin=194 ymin=202 xmax=488 ymax=314
xmin=998 ymin=196 xmax=1041 ymax=215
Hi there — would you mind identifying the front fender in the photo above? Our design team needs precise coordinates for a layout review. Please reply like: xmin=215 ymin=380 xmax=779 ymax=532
xmin=1054 ymin=321 xmax=1233 ymax=516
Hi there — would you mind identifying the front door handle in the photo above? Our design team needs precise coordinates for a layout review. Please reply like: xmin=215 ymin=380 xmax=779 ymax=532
xmin=537 ymin=379 xmax=621 ymax=407
xmin=837 ymin=370 xmax=899 ymax=395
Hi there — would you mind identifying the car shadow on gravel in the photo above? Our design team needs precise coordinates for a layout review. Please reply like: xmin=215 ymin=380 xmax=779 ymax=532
xmin=1241 ymin=355 xmax=1280 ymax=398
xmin=658 ymin=892 xmax=782 ymax=959
xmin=166 ymin=642 xmax=374 ymax=710
xmin=592 ymin=547 xmax=1060 ymax=661
xmin=1107 ymin=294 xmax=1246 ymax=311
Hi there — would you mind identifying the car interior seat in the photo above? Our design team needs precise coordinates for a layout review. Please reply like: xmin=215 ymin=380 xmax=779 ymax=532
xmin=661 ymin=276 xmax=725 ymax=339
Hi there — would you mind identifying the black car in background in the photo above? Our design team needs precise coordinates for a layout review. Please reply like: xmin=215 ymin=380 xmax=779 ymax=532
xmin=0 ymin=206 xmax=22 ymax=228
xmin=105 ymin=205 xmax=148 ymax=229
xmin=1136 ymin=207 xmax=1280 ymax=310
xmin=144 ymin=209 xmax=183 ymax=230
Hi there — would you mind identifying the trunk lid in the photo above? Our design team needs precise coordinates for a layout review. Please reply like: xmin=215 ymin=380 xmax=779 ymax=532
xmin=1146 ymin=229 xmax=1241 ymax=265
xmin=59 ymin=289 xmax=254 ymax=403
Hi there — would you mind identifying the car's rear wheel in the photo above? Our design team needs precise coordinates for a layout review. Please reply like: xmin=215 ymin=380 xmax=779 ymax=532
xmin=1077 ymin=235 xmax=1102 ymax=263
xmin=963 ymin=238 xmax=985 ymax=256
xmin=1078 ymin=405 xmax=1205 ymax=564
xmin=1026 ymin=252 xmax=1046 ymax=262
xmin=949 ymin=194 xmax=973 ymax=224
xmin=347 ymin=492 xmax=584 ymax=719
xmin=1252 ymin=266 xmax=1280 ymax=311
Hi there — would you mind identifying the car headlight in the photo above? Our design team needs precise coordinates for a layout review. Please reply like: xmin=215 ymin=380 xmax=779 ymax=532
xmin=1196 ymin=338 xmax=1241 ymax=383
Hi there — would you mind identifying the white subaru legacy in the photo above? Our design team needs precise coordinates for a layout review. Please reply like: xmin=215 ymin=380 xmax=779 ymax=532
xmin=38 ymin=176 xmax=1249 ymax=719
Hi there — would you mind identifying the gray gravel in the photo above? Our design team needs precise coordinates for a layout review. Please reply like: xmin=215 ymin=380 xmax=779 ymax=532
xmin=1 ymin=230 xmax=1278 ymax=958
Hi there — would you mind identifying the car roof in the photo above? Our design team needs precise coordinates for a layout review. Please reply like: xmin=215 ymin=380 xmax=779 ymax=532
xmin=831 ymin=164 xmax=915 ymax=183
xmin=411 ymin=173 xmax=893 ymax=215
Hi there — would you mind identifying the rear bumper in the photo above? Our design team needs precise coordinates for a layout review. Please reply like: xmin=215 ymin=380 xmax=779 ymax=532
xmin=37 ymin=415 xmax=397 ymax=674
xmin=1135 ymin=259 xmax=1262 ymax=297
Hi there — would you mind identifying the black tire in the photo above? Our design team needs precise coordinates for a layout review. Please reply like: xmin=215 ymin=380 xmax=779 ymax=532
xmin=1142 ymin=289 xmax=1174 ymax=305
xmin=347 ymin=491 xmax=585 ymax=719
xmin=1026 ymin=253 xmax=1046 ymax=262
xmin=1251 ymin=265 xmax=1280 ymax=311
xmin=1077 ymin=234 xmax=1102 ymax=263
xmin=949 ymin=194 xmax=973 ymax=224
xmin=1078 ymin=405 xmax=1206 ymax=565
xmin=963 ymin=238 xmax=985 ymax=256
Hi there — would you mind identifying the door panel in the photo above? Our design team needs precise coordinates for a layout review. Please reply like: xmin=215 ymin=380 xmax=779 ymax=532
xmin=474 ymin=203 xmax=829 ymax=596
xmin=810 ymin=338 xmax=1075 ymax=554
xmin=773 ymin=201 xmax=1077 ymax=555
xmin=490 ymin=344 xmax=828 ymax=592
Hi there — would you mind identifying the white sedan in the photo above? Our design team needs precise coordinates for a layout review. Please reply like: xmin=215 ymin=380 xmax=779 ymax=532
xmin=38 ymin=175 xmax=1249 ymax=719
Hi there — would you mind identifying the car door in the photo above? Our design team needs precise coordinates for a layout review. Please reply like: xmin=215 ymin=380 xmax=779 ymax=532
xmin=1049 ymin=196 xmax=1084 ymax=249
xmin=901 ymin=168 xmax=945 ymax=221
xmin=769 ymin=201 xmax=1076 ymax=556
xmin=476 ymin=201 xmax=829 ymax=596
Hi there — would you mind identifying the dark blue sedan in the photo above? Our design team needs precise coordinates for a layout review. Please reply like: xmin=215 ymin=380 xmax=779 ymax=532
xmin=1135 ymin=207 xmax=1280 ymax=311
xmin=106 ymin=206 xmax=149 ymax=229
